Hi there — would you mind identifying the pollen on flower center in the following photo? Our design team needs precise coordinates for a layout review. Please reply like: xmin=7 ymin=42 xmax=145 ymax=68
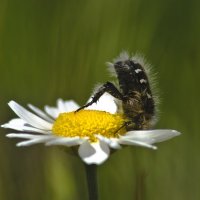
xmin=52 ymin=110 xmax=127 ymax=142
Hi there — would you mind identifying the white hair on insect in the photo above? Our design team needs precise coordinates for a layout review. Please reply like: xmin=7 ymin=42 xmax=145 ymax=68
xmin=106 ymin=62 xmax=116 ymax=77
xmin=131 ymin=52 xmax=160 ymax=127
xmin=113 ymin=51 xmax=130 ymax=63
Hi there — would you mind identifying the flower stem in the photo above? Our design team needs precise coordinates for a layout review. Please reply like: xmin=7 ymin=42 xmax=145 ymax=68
xmin=84 ymin=164 xmax=98 ymax=200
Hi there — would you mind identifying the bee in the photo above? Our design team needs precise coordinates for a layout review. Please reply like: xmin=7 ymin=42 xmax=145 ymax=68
xmin=77 ymin=52 xmax=158 ymax=131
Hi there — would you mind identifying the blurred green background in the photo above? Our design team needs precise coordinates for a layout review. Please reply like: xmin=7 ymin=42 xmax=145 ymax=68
xmin=0 ymin=0 xmax=199 ymax=199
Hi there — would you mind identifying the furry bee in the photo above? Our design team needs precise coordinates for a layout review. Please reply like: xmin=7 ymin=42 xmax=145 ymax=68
xmin=77 ymin=52 xmax=158 ymax=131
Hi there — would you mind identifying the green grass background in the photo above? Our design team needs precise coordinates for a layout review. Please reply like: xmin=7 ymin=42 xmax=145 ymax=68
xmin=0 ymin=0 xmax=199 ymax=199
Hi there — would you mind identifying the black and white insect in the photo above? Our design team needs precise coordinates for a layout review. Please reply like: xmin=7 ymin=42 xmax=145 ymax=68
xmin=77 ymin=52 xmax=159 ymax=131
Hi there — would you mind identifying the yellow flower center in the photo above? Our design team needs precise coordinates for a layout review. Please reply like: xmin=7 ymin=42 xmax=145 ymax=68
xmin=52 ymin=110 xmax=127 ymax=142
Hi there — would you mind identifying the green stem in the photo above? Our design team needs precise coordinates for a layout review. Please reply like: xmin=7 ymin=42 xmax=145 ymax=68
xmin=84 ymin=164 xmax=98 ymax=200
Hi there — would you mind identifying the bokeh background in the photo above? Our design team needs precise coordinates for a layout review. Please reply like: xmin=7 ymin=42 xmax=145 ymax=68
xmin=0 ymin=0 xmax=199 ymax=199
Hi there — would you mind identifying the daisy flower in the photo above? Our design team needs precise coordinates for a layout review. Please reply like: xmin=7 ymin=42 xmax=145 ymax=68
xmin=1 ymin=93 xmax=180 ymax=165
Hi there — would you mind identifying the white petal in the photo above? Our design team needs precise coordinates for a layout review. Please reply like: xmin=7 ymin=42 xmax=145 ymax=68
xmin=6 ymin=133 xmax=55 ymax=146
xmin=28 ymin=104 xmax=54 ymax=122
xmin=45 ymin=137 xmax=84 ymax=146
xmin=16 ymin=138 xmax=50 ymax=147
xmin=57 ymin=99 xmax=80 ymax=112
xmin=2 ymin=118 xmax=50 ymax=134
xmin=6 ymin=132 xmax=84 ymax=148
xmin=124 ymin=129 xmax=181 ymax=144
xmin=44 ymin=99 xmax=80 ymax=119
xmin=119 ymin=137 xmax=157 ymax=149
xmin=64 ymin=100 xmax=80 ymax=112
xmin=2 ymin=118 xmax=25 ymax=130
xmin=8 ymin=101 xmax=53 ymax=130
xmin=108 ymin=138 xmax=122 ymax=149
xmin=57 ymin=99 xmax=66 ymax=112
xmin=18 ymin=137 xmax=83 ymax=147
xmin=96 ymin=135 xmax=121 ymax=149
xmin=86 ymin=93 xmax=118 ymax=114
xmin=78 ymin=140 xmax=110 ymax=165
xmin=44 ymin=106 xmax=60 ymax=119
xmin=6 ymin=133 xmax=43 ymax=139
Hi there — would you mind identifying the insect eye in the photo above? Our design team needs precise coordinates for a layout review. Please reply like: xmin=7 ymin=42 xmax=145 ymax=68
xmin=123 ymin=64 xmax=130 ymax=70
xmin=114 ymin=62 xmax=130 ymax=71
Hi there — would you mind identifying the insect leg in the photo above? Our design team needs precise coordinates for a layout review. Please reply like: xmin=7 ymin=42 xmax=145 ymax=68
xmin=76 ymin=81 xmax=124 ymax=111
xmin=115 ymin=121 xmax=132 ymax=133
